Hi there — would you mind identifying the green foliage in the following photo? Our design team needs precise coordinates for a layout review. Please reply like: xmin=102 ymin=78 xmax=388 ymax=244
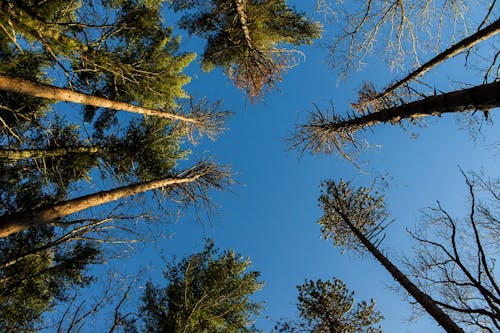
xmin=103 ymin=118 xmax=188 ymax=182
xmin=275 ymin=278 xmax=383 ymax=333
xmin=318 ymin=180 xmax=389 ymax=253
xmin=0 ymin=225 xmax=100 ymax=332
xmin=139 ymin=240 xmax=263 ymax=332
xmin=74 ymin=3 xmax=195 ymax=113
xmin=1 ymin=0 xmax=195 ymax=131
xmin=0 ymin=117 xmax=99 ymax=215
xmin=169 ymin=0 xmax=321 ymax=99
xmin=0 ymin=0 xmax=194 ymax=199
xmin=0 ymin=49 xmax=52 ymax=139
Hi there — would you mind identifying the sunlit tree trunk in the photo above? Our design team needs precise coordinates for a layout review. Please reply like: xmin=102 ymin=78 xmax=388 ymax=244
xmin=0 ymin=146 xmax=101 ymax=160
xmin=335 ymin=209 xmax=465 ymax=333
xmin=235 ymin=0 xmax=254 ymax=49
xmin=357 ymin=19 xmax=500 ymax=110
xmin=0 ymin=74 xmax=198 ymax=124
xmin=0 ymin=170 xmax=206 ymax=237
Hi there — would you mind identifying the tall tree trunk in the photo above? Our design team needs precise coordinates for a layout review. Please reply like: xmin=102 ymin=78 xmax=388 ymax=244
xmin=0 ymin=74 xmax=198 ymax=124
xmin=0 ymin=146 xmax=101 ymax=160
xmin=335 ymin=209 xmax=465 ymax=333
xmin=357 ymin=19 xmax=500 ymax=110
xmin=321 ymin=81 xmax=500 ymax=133
xmin=0 ymin=167 xmax=209 ymax=238
xmin=235 ymin=0 xmax=255 ymax=50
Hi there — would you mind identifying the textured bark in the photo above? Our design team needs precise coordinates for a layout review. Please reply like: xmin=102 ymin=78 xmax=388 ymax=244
xmin=0 ymin=74 xmax=198 ymax=124
xmin=336 ymin=210 xmax=465 ymax=333
xmin=360 ymin=19 xmax=500 ymax=109
xmin=0 ymin=172 xmax=204 ymax=238
xmin=235 ymin=0 xmax=255 ymax=50
xmin=331 ymin=81 xmax=500 ymax=131
xmin=0 ymin=146 xmax=101 ymax=160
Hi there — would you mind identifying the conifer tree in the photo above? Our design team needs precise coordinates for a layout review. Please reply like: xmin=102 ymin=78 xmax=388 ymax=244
xmin=169 ymin=0 xmax=321 ymax=100
xmin=0 ymin=177 xmax=100 ymax=332
xmin=275 ymin=278 xmax=383 ymax=333
xmin=0 ymin=0 xmax=227 ymax=136
xmin=138 ymin=240 xmax=263 ymax=332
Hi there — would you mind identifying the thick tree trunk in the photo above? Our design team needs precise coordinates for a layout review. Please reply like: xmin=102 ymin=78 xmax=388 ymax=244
xmin=0 ymin=74 xmax=198 ymax=124
xmin=358 ymin=19 xmax=500 ymax=110
xmin=0 ymin=146 xmax=101 ymax=160
xmin=0 ymin=169 xmax=206 ymax=238
xmin=327 ymin=81 xmax=499 ymax=132
xmin=336 ymin=210 xmax=464 ymax=333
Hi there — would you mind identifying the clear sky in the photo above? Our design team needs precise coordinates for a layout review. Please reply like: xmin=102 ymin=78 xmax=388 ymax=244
xmin=46 ymin=1 xmax=499 ymax=332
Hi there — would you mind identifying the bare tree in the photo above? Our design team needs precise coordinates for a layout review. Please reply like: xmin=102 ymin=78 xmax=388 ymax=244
xmin=318 ymin=0 xmax=485 ymax=75
xmin=291 ymin=81 xmax=500 ymax=160
xmin=47 ymin=271 xmax=141 ymax=333
xmin=405 ymin=171 xmax=499 ymax=332
xmin=353 ymin=19 xmax=500 ymax=113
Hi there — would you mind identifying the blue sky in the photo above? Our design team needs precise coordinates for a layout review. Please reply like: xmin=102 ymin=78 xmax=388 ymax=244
xmin=42 ymin=1 xmax=499 ymax=331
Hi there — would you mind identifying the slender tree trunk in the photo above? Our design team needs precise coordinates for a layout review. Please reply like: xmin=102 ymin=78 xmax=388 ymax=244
xmin=235 ymin=0 xmax=255 ymax=50
xmin=324 ymin=81 xmax=500 ymax=133
xmin=358 ymin=19 xmax=500 ymax=110
xmin=0 ymin=146 xmax=101 ymax=160
xmin=0 ymin=169 xmax=207 ymax=238
xmin=0 ymin=74 xmax=198 ymax=124
xmin=336 ymin=210 xmax=465 ymax=333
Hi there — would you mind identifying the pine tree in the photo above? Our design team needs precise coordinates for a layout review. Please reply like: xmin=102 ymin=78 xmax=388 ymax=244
xmin=138 ymin=240 xmax=263 ymax=332
xmin=169 ymin=0 xmax=321 ymax=100
xmin=275 ymin=278 xmax=383 ymax=333
xmin=0 ymin=176 xmax=100 ymax=332
xmin=0 ymin=1 xmax=229 ymax=137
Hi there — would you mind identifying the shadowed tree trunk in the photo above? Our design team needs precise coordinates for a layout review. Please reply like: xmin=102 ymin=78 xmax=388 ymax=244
xmin=306 ymin=80 xmax=499 ymax=136
xmin=0 ymin=74 xmax=198 ymax=124
xmin=356 ymin=19 xmax=500 ymax=110
xmin=0 ymin=146 xmax=101 ymax=160
xmin=0 ymin=164 xmax=216 ymax=237
xmin=293 ymin=81 xmax=500 ymax=157
xmin=334 ymin=208 xmax=465 ymax=333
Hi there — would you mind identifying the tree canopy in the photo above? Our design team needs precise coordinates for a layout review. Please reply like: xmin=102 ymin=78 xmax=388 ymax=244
xmin=169 ymin=0 xmax=321 ymax=100
xmin=275 ymin=278 xmax=383 ymax=333
xmin=138 ymin=240 xmax=263 ymax=332
xmin=0 ymin=1 xmax=498 ymax=332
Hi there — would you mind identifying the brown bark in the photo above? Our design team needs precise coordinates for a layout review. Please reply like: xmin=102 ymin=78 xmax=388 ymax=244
xmin=358 ymin=19 xmax=500 ymax=109
xmin=0 ymin=170 xmax=206 ymax=238
xmin=0 ymin=74 xmax=198 ymax=124
xmin=0 ymin=146 xmax=101 ymax=160
xmin=336 ymin=209 xmax=465 ymax=333
xmin=329 ymin=81 xmax=500 ymax=132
